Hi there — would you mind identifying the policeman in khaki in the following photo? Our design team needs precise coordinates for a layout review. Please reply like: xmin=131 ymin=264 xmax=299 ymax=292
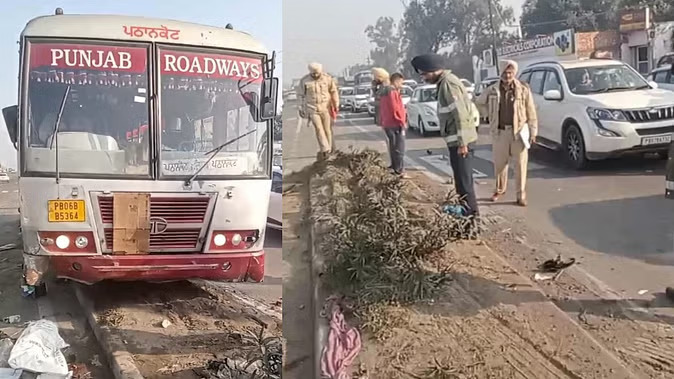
xmin=476 ymin=59 xmax=538 ymax=207
xmin=297 ymin=62 xmax=340 ymax=160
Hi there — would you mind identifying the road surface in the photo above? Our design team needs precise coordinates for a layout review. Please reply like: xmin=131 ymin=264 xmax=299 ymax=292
xmin=282 ymin=101 xmax=674 ymax=374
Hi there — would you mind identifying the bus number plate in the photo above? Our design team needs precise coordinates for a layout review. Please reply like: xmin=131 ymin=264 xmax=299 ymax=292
xmin=48 ymin=200 xmax=86 ymax=222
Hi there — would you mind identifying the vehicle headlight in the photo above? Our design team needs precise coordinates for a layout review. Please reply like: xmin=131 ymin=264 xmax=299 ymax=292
xmin=424 ymin=108 xmax=436 ymax=116
xmin=55 ymin=235 xmax=70 ymax=249
xmin=213 ymin=234 xmax=227 ymax=247
xmin=586 ymin=107 xmax=626 ymax=121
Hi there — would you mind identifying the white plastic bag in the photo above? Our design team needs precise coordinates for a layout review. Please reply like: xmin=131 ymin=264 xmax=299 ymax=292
xmin=8 ymin=320 xmax=69 ymax=375
xmin=0 ymin=339 xmax=13 ymax=368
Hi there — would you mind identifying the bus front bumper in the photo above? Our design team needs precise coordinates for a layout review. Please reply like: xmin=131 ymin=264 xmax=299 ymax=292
xmin=44 ymin=251 xmax=265 ymax=285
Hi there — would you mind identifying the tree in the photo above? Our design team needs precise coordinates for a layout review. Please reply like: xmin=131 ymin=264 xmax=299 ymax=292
xmin=521 ymin=0 xmax=619 ymax=37
xmin=397 ymin=0 xmax=516 ymax=78
xmin=619 ymin=0 xmax=674 ymax=21
xmin=519 ymin=0 xmax=674 ymax=38
xmin=365 ymin=17 xmax=401 ymax=74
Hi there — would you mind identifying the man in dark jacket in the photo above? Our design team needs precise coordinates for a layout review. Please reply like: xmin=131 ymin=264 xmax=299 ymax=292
xmin=411 ymin=54 xmax=479 ymax=220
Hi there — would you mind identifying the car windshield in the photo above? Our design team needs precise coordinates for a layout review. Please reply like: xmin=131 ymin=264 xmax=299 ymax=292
xmin=401 ymin=87 xmax=414 ymax=97
xmin=565 ymin=65 xmax=650 ymax=94
xmin=341 ymin=88 xmax=354 ymax=96
xmin=420 ymin=88 xmax=438 ymax=102
xmin=356 ymin=87 xmax=370 ymax=95
xmin=24 ymin=42 xmax=152 ymax=176
xmin=356 ymin=75 xmax=373 ymax=85
xmin=158 ymin=47 xmax=268 ymax=177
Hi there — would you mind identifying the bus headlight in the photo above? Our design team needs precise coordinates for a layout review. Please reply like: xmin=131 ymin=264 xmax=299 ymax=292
xmin=231 ymin=233 xmax=242 ymax=246
xmin=75 ymin=236 xmax=89 ymax=249
xmin=55 ymin=235 xmax=70 ymax=249
xmin=213 ymin=234 xmax=227 ymax=247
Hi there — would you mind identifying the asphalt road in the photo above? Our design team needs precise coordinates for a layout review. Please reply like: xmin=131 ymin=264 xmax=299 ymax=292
xmin=283 ymin=101 xmax=674 ymax=321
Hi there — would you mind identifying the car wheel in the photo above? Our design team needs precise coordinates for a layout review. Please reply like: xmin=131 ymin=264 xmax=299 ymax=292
xmin=418 ymin=116 xmax=426 ymax=137
xmin=564 ymin=124 xmax=588 ymax=169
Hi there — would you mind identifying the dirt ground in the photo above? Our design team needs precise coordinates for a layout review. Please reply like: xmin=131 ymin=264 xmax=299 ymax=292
xmin=80 ymin=280 xmax=282 ymax=378
xmin=0 ymin=213 xmax=112 ymax=379
xmin=309 ymin=165 xmax=674 ymax=379
xmin=398 ymin=170 xmax=674 ymax=378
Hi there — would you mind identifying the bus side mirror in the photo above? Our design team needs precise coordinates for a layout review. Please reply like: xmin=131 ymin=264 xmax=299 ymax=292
xmin=2 ymin=105 xmax=18 ymax=146
xmin=259 ymin=77 xmax=279 ymax=121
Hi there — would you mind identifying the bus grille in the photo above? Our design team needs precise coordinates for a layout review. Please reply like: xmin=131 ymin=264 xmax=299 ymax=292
xmin=98 ymin=196 xmax=211 ymax=224
xmin=96 ymin=194 xmax=213 ymax=253
xmin=103 ymin=228 xmax=202 ymax=249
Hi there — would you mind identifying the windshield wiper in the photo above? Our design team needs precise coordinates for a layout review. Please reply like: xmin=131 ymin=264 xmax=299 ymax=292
xmin=581 ymin=87 xmax=609 ymax=94
xmin=184 ymin=128 xmax=259 ymax=186
xmin=49 ymin=85 xmax=71 ymax=185
xmin=605 ymin=86 xmax=638 ymax=92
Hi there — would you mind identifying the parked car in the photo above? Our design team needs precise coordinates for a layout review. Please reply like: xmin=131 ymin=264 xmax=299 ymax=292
xmin=519 ymin=59 xmax=673 ymax=169
xmin=402 ymin=79 xmax=418 ymax=89
xmin=268 ymin=167 xmax=282 ymax=230
xmin=474 ymin=76 xmax=500 ymax=97
xmin=352 ymin=85 xmax=372 ymax=113
xmin=646 ymin=65 xmax=674 ymax=91
xmin=284 ymin=90 xmax=297 ymax=102
xmin=339 ymin=86 xmax=355 ymax=111
xmin=401 ymin=85 xmax=413 ymax=106
xmin=0 ymin=172 xmax=8 ymax=183
xmin=657 ymin=53 xmax=674 ymax=68
xmin=461 ymin=78 xmax=475 ymax=98
xmin=406 ymin=85 xmax=440 ymax=136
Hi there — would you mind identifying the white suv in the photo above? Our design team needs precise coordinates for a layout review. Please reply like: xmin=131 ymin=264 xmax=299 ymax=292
xmin=519 ymin=59 xmax=674 ymax=169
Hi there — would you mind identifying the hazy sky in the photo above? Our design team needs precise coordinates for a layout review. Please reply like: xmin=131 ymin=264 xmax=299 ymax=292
xmin=0 ymin=0 xmax=281 ymax=169
xmin=283 ymin=0 xmax=525 ymax=83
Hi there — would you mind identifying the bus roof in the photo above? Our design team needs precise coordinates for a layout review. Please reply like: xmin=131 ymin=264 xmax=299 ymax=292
xmin=21 ymin=14 xmax=268 ymax=55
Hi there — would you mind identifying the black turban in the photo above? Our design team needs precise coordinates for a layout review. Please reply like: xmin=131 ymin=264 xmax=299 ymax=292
xmin=411 ymin=54 xmax=446 ymax=73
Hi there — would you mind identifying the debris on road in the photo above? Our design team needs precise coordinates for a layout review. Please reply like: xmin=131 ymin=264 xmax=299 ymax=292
xmin=534 ymin=273 xmax=555 ymax=281
xmin=0 ymin=244 xmax=16 ymax=252
xmin=637 ymin=289 xmax=649 ymax=295
xmin=0 ymin=339 xmax=13 ymax=367
xmin=160 ymin=319 xmax=171 ymax=329
xmin=1 ymin=317 xmax=19 ymax=325
xmin=320 ymin=302 xmax=362 ymax=379
xmin=7 ymin=320 xmax=69 ymax=376
xmin=539 ymin=254 xmax=576 ymax=273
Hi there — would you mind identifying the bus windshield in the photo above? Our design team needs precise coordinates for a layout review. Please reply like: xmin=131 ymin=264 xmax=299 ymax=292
xmin=23 ymin=41 xmax=269 ymax=178
xmin=158 ymin=47 xmax=267 ymax=178
xmin=25 ymin=41 xmax=151 ymax=176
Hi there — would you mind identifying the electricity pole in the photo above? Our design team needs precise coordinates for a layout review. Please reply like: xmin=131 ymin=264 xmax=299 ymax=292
xmin=487 ymin=0 xmax=500 ymax=76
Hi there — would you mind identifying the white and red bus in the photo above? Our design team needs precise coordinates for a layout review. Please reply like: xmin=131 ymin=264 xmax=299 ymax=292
xmin=2 ymin=9 xmax=279 ymax=295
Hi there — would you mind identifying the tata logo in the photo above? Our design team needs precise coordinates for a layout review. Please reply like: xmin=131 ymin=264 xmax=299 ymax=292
xmin=149 ymin=217 xmax=168 ymax=235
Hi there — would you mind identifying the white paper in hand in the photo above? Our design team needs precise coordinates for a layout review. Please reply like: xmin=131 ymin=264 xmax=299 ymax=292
xmin=8 ymin=320 xmax=69 ymax=375
xmin=520 ymin=123 xmax=531 ymax=149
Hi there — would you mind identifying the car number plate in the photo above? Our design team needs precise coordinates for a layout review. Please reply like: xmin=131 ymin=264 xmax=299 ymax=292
xmin=642 ymin=134 xmax=673 ymax=146
xmin=48 ymin=200 xmax=86 ymax=222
